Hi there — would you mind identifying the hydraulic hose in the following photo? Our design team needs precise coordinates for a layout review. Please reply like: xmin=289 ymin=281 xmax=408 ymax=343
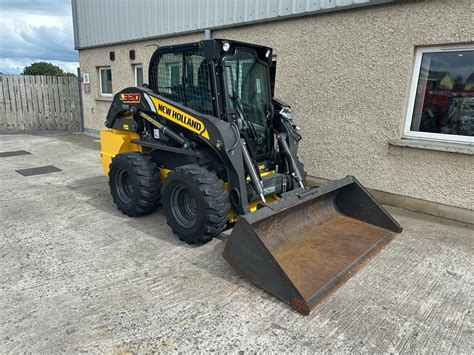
xmin=241 ymin=139 xmax=266 ymax=204
xmin=139 ymin=111 xmax=190 ymax=148
xmin=278 ymin=134 xmax=305 ymax=189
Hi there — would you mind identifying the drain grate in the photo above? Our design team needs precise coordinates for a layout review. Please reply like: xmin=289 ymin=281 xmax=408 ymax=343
xmin=0 ymin=150 xmax=31 ymax=158
xmin=15 ymin=165 xmax=62 ymax=177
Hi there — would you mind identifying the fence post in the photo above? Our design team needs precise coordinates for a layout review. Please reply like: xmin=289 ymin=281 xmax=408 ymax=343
xmin=76 ymin=68 xmax=84 ymax=133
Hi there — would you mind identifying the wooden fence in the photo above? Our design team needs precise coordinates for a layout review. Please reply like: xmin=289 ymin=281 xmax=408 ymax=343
xmin=0 ymin=74 xmax=82 ymax=132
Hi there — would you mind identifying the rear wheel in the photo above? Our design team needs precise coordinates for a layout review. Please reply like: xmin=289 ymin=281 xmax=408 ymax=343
xmin=109 ymin=152 xmax=161 ymax=217
xmin=162 ymin=164 xmax=230 ymax=244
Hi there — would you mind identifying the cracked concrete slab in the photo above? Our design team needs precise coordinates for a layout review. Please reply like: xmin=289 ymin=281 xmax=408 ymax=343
xmin=0 ymin=133 xmax=472 ymax=352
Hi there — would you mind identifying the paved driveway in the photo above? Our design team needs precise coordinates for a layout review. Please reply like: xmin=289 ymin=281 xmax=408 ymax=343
xmin=0 ymin=133 xmax=472 ymax=352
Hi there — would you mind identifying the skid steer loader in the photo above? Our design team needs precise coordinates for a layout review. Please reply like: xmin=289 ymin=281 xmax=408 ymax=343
xmin=100 ymin=39 xmax=402 ymax=315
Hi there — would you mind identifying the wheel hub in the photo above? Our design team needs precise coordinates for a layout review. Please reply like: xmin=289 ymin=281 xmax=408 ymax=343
xmin=170 ymin=186 xmax=198 ymax=227
xmin=115 ymin=169 xmax=133 ymax=204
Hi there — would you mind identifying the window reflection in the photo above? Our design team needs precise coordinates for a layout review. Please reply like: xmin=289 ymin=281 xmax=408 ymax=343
xmin=411 ymin=50 xmax=474 ymax=137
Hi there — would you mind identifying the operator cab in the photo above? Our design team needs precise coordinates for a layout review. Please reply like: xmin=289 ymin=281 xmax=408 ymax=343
xmin=148 ymin=39 xmax=274 ymax=159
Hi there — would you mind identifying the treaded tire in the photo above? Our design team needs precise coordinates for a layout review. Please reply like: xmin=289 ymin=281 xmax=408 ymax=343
xmin=109 ymin=152 xmax=161 ymax=217
xmin=161 ymin=164 xmax=230 ymax=244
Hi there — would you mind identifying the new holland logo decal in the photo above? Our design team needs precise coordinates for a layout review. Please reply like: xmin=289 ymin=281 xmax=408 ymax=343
xmin=150 ymin=97 xmax=210 ymax=139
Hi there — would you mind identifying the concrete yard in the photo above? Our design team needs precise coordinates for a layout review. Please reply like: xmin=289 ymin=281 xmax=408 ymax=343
xmin=0 ymin=132 xmax=472 ymax=353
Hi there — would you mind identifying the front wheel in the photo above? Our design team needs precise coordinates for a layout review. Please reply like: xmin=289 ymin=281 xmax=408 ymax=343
xmin=161 ymin=165 xmax=230 ymax=244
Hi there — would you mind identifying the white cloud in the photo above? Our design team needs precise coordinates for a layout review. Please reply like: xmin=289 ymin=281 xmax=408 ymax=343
xmin=0 ymin=0 xmax=78 ymax=74
xmin=1 ymin=12 xmax=66 ymax=28
xmin=0 ymin=58 xmax=79 ymax=75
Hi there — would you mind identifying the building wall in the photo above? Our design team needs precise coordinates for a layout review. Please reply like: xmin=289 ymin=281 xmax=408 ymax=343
xmin=79 ymin=32 xmax=202 ymax=132
xmin=79 ymin=0 xmax=474 ymax=211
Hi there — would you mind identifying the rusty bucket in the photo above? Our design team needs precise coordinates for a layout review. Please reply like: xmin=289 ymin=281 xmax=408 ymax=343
xmin=222 ymin=176 xmax=402 ymax=315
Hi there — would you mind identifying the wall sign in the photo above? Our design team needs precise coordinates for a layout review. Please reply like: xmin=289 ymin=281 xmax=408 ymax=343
xmin=82 ymin=73 xmax=90 ymax=84
xmin=82 ymin=73 xmax=91 ymax=94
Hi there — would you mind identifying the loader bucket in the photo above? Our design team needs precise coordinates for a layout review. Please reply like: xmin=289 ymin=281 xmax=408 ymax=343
xmin=223 ymin=176 xmax=402 ymax=315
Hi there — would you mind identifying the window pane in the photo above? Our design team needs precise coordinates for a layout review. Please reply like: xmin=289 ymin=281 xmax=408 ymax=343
xmin=224 ymin=50 xmax=271 ymax=156
xmin=136 ymin=66 xmax=143 ymax=86
xmin=170 ymin=65 xmax=180 ymax=86
xmin=411 ymin=50 xmax=474 ymax=137
xmin=186 ymin=52 xmax=212 ymax=115
xmin=150 ymin=50 xmax=212 ymax=114
xmin=100 ymin=68 xmax=112 ymax=94
xmin=154 ymin=52 xmax=183 ymax=100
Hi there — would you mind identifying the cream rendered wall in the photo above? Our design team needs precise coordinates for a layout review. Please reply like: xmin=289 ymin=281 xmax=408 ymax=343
xmin=79 ymin=32 xmax=202 ymax=132
xmin=79 ymin=0 xmax=474 ymax=211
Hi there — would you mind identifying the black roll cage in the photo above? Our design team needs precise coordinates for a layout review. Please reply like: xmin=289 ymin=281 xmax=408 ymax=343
xmin=148 ymin=39 xmax=273 ymax=126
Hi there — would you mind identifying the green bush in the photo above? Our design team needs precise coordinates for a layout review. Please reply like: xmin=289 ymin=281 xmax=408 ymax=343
xmin=22 ymin=62 xmax=75 ymax=76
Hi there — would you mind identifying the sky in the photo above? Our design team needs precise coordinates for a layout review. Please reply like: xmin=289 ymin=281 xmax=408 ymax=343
xmin=0 ymin=0 xmax=78 ymax=74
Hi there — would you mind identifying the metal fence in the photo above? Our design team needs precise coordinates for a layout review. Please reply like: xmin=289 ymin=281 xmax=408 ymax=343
xmin=0 ymin=74 xmax=82 ymax=132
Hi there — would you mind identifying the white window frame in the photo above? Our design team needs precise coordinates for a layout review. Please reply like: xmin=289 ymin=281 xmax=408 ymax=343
xmin=167 ymin=62 xmax=181 ymax=84
xmin=99 ymin=67 xmax=113 ymax=97
xmin=134 ymin=64 xmax=143 ymax=86
xmin=404 ymin=45 xmax=474 ymax=144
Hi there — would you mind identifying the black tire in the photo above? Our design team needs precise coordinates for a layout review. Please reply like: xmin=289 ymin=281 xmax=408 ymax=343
xmin=161 ymin=164 xmax=230 ymax=244
xmin=109 ymin=152 xmax=161 ymax=217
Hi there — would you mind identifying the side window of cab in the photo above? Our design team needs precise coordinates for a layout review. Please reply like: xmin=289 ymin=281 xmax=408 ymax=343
xmin=150 ymin=49 xmax=213 ymax=115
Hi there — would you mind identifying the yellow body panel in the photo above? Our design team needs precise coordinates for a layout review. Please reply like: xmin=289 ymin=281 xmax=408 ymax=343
xmin=149 ymin=96 xmax=210 ymax=139
xmin=160 ymin=168 xmax=170 ymax=181
xmin=100 ymin=129 xmax=142 ymax=175
xmin=228 ymin=195 xmax=279 ymax=223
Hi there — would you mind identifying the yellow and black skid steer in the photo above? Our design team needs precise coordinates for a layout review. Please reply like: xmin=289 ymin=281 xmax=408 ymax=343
xmin=100 ymin=39 xmax=402 ymax=315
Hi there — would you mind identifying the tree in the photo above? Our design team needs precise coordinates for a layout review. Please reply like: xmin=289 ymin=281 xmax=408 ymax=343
xmin=22 ymin=62 xmax=75 ymax=76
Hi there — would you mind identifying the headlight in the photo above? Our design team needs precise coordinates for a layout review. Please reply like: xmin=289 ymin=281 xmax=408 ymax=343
xmin=223 ymin=42 xmax=231 ymax=52
xmin=266 ymin=49 xmax=271 ymax=58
